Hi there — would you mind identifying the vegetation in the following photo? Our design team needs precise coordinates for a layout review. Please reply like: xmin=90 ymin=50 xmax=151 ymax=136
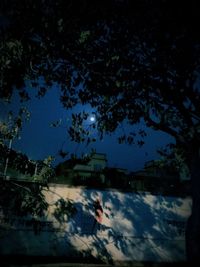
xmin=0 ymin=179 xmax=48 ymax=217
xmin=0 ymin=0 xmax=200 ymax=262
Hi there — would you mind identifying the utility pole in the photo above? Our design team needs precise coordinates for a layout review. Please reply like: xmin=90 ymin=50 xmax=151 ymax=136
xmin=3 ymin=125 xmax=18 ymax=179
xmin=3 ymin=138 xmax=12 ymax=178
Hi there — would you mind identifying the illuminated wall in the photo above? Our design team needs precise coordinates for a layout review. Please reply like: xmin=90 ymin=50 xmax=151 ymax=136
xmin=0 ymin=184 xmax=192 ymax=263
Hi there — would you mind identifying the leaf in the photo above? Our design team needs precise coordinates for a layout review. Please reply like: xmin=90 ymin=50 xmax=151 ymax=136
xmin=79 ymin=30 xmax=90 ymax=44
xmin=116 ymin=81 xmax=121 ymax=87
xmin=58 ymin=149 xmax=68 ymax=158
xmin=50 ymin=119 xmax=62 ymax=127
xmin=137 ymin=140 xmax=145 ymax=147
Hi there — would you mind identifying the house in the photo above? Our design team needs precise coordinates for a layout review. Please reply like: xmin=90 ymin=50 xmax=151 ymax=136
xmin=53 ymin=152 xmax=133 ymax=189
xmin=73 ymin=152 xmax=107 ymax=186
xmin=103 ymin=167 xmax=129 ymax=189
xmin=129 ymin=160 xmax=191 ymax=196
xmin=53 ymin=152 xmax=107 ymax=187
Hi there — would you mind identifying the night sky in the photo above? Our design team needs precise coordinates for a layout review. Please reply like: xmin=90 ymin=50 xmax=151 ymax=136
xmin=1 ymin=82 xmax=174 ymax=172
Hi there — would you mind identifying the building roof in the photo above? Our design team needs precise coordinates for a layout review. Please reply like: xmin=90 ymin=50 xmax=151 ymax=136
xmin=90 ymin=152 xmax=107 ymax=161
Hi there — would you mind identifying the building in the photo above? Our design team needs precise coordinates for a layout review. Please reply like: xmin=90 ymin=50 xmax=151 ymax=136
xmin=73 ymin=153 xmax=107 ymax=186
xmin=1 ymin=142 xmax=190 ymax=195
xmin=129 ymin=160 xmax=191 ymax=196
xmin=53 ymin=153 xmax=133 ymax=189
xmin=53 ymin=152 xmax=107 ymax=187
xmin=0 ymin=147 xmax=192 ymax=263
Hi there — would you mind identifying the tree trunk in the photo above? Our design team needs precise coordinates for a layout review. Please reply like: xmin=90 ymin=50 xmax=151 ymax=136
xmin=186 ymin=147 xmax=200 ymax=262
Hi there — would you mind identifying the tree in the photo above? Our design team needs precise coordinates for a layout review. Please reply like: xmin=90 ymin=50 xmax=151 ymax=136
xmin=1 ymin=0 xmax=200 ymax=262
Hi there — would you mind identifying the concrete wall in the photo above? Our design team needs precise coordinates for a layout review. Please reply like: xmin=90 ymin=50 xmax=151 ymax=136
xmin=0 ymin=184 xmax=192 ymax=263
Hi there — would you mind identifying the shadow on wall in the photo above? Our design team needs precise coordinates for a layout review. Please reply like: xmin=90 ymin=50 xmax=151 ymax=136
xmin=68 ymin=189 xmax=191 ymax=263
xmin=0 ymin=186 xmax=191 ymax=264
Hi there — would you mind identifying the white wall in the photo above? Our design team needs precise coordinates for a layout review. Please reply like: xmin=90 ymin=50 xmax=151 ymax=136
xmin=0 ymin=185 xmax=192 ymax=263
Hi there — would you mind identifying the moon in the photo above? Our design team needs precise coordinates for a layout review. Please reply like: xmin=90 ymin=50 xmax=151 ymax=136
xmin=89 ymin=115 xmax=96 ymax=122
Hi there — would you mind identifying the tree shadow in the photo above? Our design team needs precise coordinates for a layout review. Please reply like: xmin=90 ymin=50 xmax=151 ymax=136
xmin=48 ymin=187 xmax=191 ymax=263
xmin=0 ymin=185 xmax=192 ymax=264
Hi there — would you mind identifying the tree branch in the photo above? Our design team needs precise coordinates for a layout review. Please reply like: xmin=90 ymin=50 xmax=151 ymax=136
xmin=144 ymin=116 xmax=181 ymax=142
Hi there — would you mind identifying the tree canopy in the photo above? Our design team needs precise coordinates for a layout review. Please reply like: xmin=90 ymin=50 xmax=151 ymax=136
xmin=1 ymin=1 xmax=200 ymax=154
xmin=1 ymin=0 xmax=200 ymax=261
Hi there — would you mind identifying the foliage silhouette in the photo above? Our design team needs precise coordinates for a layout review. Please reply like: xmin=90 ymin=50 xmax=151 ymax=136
xmin=53 ymin=198 xmax=77 ymax=223
xmin=0 ymin=0 xmax=199 ymax=262
xmin=0 ymin=180 xmax=48 ymax=217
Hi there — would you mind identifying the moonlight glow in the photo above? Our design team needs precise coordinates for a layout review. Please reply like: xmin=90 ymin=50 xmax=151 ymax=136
xmin=89 ymin=115 xmax=96 ymax=122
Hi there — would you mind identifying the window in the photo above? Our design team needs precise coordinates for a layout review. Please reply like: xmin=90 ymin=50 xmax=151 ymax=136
xmin=94 ymin=164 xmax=102 ymax=172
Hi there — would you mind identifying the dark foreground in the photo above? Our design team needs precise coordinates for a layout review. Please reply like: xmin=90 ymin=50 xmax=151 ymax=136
xmin=0 ymin=256 xmax=190 ymax=267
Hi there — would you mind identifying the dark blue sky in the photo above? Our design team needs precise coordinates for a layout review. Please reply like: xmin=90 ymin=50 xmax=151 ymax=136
xmin=1 ymin=84 xmax=174 ymax=172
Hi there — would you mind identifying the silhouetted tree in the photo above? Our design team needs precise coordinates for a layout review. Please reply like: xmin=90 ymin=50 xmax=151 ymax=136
xmin=1 ymin=0 xmax=200 ymax=261
xmin=0 ymin=180 xmax=49 ymax=217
